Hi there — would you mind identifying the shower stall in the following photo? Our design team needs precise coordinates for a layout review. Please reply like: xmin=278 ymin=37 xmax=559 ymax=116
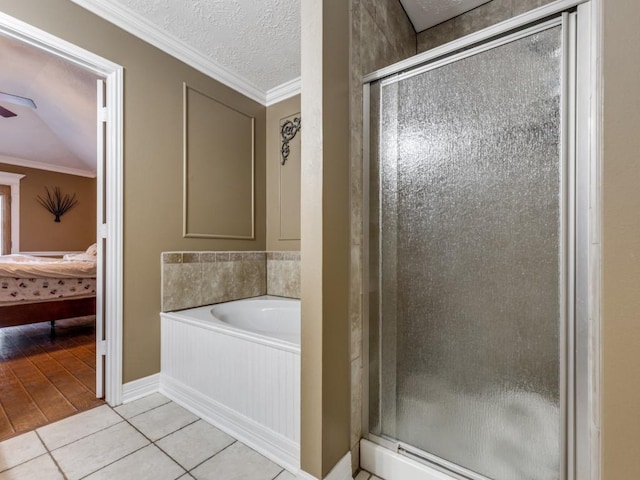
xmin=362 ymin=2 xmax=598 ymax=480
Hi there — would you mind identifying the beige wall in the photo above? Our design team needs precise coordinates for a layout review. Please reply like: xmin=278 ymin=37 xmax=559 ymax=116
xmin=0 ymin=163 xmax=96 ymax=252
xmin=0 ymin=0 xmax=266 ymax=383
xmin=301 ymin=0 xmax=351 ymax=477
xmin=602 ymin=1 xmax=640 ymax=478
xmin=266 ymin=95 xmax=301 ymax=251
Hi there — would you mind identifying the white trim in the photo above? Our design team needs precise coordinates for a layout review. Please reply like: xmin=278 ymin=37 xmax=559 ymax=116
xmin=0 ymin=154 xmax=95 ymax=178
xmin=582 ymin=1 xmax=602 ymax=478
xmin=296 ymin=451 xmax=353 ymax=480
xmin=104 ymin=66 xmax=124 ymax=406
xmin=122 ymin=373 xmax=160 ymax=403
xmin=0 ymin=12 xmax=121 ymax=76
xmin=361 ymin=439 xmax=453 ymax=480
xmin=0 ymin=171 xmax=24 ymax=254
xmin=266 ymin=77 xmax=301 ymax=106
xmin=95 ymin=79 xmax=106 ymax=400
xmin=0 ymin=11 xmax=125 ymax=407
xmin=160 ymin=374 xmax=300 ymax=474
xmin=69 ymin=0 xmax=270 ymax=105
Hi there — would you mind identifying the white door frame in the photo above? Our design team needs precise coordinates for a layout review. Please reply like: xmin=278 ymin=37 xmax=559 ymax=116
xmin=0 ymin=11 xmax=124 ymax=405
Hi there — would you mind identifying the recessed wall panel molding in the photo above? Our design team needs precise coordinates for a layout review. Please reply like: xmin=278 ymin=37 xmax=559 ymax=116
xmin=183 ymin=84 xmax=255 ymax=239
xmin=279 ymin=113 xmax=301 ymax=240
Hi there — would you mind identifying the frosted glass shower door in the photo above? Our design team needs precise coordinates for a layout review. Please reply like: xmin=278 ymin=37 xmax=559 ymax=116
xmin=369 ymin=25 xmax=565 ymax=480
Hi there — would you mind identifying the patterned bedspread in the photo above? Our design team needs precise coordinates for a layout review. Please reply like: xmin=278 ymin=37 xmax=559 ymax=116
xmin=0 ymin=277 xmax=96 ymax=302
xmin=0 ymin=254 xmax=95 ymax=279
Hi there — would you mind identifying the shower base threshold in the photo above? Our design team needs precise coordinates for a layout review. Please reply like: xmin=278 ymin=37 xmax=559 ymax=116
xmin=361 ymin=439 xmax=462 ymax=480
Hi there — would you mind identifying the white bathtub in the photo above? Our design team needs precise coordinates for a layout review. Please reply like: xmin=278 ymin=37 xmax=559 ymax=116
xmin=160 ymin=295 xmax=301 ymax=471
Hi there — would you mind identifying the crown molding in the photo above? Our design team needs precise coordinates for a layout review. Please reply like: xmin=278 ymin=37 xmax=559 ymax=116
xmin=0 ymin=155 xmax=96 ymax=178
xmin=69 ymin=0 xmax=270 ymax=105
xmin=266 ymin=77 xmax=301 ymax=106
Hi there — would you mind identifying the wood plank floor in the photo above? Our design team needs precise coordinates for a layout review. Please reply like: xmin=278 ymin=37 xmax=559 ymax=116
xmin=0 ymin=316 xmax=103 ymax=441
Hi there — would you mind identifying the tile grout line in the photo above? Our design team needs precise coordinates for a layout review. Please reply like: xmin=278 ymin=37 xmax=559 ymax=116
xmin=40 ymin=415 xmax=126 ymax=453
xmin=48 ymin=451 xmax=69 ymax=480
xmin=147 ymin=422 xmax=227 ymax=476
xmin=185 ymin=439 xmax=238 ymax=474
xmin=150 ymin=417 xmax=200 ymax=443
xmin=3 ymin=396 xmax=291 ymax=479
xmin=75 ymin=443 xmax=152 ymax=480
xmin=113 ymin=401 xmax=199 ymax=444
xmin=114 ymin=397 xmax=172 ymax=421
xmin=115 ymin=399 xmax=288 ymax=478
xmin=50 ymin=398 xmax=192 ymax=480
xmin=35 ymin=430 xmax=69 ymax=480
xmin=54 ymin=399 xmax=173 ymax=480
xmin=147 ymin=441 xmax=190 ymax=478
xmin=108 ymin=402 xmax=202 ymax=476
xmin=110 ymin=401 xmax=239 ymax=478
xmin=142 ymin=415 xmax=203 ymax=441
xmin=0 ymin=422 xmax=47 ymax=474
xmin=270 ymin=468 xmax=286 ymax=480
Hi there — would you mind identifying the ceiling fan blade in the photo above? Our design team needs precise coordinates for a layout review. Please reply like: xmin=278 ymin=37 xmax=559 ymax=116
xmin=0 ymin=105 xmax=17 ymax=118
xmin=0 ymin=92 xmax=36 ymax=109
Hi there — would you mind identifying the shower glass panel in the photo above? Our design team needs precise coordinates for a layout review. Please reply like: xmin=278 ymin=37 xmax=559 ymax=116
xmin=369 ymin=25 xmax=564 ymax=480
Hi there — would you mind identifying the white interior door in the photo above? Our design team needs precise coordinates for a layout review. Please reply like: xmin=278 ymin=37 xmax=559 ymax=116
xmin=96 ymin=78 xmax=107 ymax=398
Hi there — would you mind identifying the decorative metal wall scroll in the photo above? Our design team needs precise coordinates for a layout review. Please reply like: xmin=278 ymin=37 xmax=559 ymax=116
xmin=280 ymin=116 xmax=301 ymax=165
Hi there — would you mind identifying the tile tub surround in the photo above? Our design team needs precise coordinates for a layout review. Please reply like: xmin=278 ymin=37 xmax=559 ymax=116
xmin=161 ymin=251 xmax=266 ymax=312
xmin=267 ymin=251 xmax=301 ymax=298
xmin=161 ymin=251 xmax=300 ymax=312
xmin=0 ymin=393 xmax=294 ymax=480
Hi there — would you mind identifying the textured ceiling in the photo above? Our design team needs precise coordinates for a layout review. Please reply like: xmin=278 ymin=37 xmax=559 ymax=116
xmin=116 ymin=0 xmax=301 ymax=93
xmin=400 ymin=0 xmax=492 ymax=32
xmin=0 ymin=34 xmax=98 ymax=175
xmin=0 ymin=1 xmax=487 ymax=175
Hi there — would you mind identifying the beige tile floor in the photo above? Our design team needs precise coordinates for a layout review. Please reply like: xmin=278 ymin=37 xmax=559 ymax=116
xmin=0 ymin=393 xmax=296 ymax=480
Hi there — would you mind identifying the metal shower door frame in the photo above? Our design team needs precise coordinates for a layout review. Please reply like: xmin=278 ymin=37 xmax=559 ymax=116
xmin=361 ymin=1 xmax=600 ymax=479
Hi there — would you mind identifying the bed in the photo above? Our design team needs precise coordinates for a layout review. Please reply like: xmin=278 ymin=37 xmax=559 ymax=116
xmin=0 ymin=247 xmax=97 ymax=329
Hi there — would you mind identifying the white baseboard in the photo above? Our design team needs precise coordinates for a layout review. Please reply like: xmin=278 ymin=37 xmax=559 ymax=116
xmin=160 ymin=374 xmax=300 ymax=474
xmin=297 ymin=451 xmax=353 ymax=480
xmin=121 ymin=373 xmax=160 ymax=403
xmin=361 ymin=439 xmax=454 ymax=480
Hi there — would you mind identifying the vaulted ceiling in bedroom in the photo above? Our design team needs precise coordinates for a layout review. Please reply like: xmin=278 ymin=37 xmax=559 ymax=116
xmin=0 ymin=34 xmax=99 ymax=177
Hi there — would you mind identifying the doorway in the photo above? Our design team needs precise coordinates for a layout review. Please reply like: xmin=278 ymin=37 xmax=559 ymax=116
xmin=0 ymin=9 xmax=123 ymax=439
